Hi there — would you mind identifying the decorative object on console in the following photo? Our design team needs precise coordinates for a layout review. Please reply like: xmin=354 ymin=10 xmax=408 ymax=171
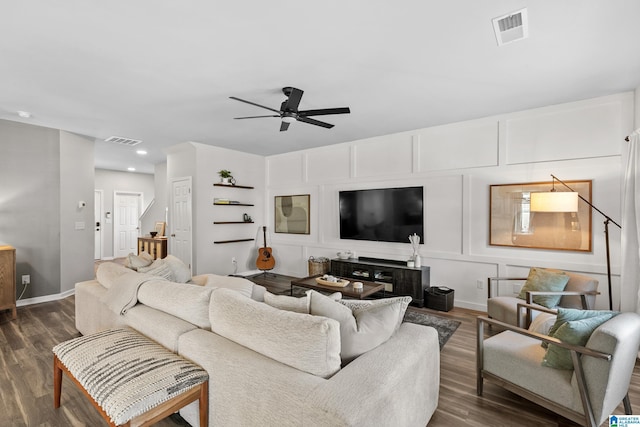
xmin=154 ymin=221 xmax=166 ymax=237
xmin=409 ymin=233 xmax=421 ymax=267
xmin=530 ymin=174 xmax=620 ymax=310
xmin=490 ymin=179 xmax=592 ymax=252
xmin=230 ymin=86 xmax=350 ymax=132
xmin=275 ymin=194 xmax=310 ymax=234
xmin=336 ymin=250 xmax=352 ymax=259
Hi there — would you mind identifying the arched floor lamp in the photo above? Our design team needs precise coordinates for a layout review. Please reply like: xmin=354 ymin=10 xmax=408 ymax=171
xmin=530 ymin=174 xmax=620 ymax=310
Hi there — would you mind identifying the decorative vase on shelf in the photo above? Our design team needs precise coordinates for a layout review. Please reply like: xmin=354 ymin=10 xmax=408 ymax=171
xmin=414 ymin=254 xmax=421 ymax=268
xmin=221 ymin=177 xmax=231 ymax=184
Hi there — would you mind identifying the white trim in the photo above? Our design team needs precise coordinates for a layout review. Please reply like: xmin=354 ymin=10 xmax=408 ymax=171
xmin=17 ymin=289 xmax=75 ymax=307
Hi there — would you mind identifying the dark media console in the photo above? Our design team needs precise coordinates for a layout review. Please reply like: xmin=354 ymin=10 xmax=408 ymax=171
xmin=330 ymin=257 xmax=430 ymax=307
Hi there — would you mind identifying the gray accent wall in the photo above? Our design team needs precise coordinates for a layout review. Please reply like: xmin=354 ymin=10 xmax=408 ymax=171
xmin=0 ymin=119 xmax=94 ymax=299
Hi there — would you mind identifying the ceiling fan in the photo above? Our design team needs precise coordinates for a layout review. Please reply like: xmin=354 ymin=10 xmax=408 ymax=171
xmin=229 ymin=87 xmax=350 ymax=132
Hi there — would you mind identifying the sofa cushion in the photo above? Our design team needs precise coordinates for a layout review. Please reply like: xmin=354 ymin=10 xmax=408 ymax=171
xmin=138 ymin=281 xmax=214 ymax=329
xmin=517 ymin=268 xmax=569 ymax=308
xmin=308 ymin=290 xmax=411 ymax=364
xmin=263 ymin=291 xmax=342 ymax=314
xmin=209 ymin=288 xmax=341 ymax=378
xmin=163 ymin=255 xmax=192 ymax=283
xmin=202 ymin=274 xmax=255 ymax=298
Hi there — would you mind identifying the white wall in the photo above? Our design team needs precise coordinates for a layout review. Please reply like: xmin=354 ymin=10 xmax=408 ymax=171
xmin=0 ymin=120 xmax=95 ymax=299
xmin=94 ymin=168 xmax=155 ymax=259
xmin=141 ymin=162 xmax=167 ymax=237
xmin=166 ymin=142 xmax=265 ymax=275
xmin=265 ymin=92 xmax=634 ymax=311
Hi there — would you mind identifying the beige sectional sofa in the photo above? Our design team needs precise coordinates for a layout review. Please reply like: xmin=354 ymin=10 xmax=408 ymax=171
xmin=75 ymin=261 xmax=440 ymax=426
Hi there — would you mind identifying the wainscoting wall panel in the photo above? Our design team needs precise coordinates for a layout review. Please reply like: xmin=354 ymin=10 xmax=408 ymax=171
xmin=418 ymin=118 xmax=499 ymax=172
xmin=505 ymin=93 xmax=632 ymax=165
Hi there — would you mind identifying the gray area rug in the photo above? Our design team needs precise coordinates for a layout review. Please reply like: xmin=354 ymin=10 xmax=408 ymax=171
xmin=403 ymin=310 xmax=460 ymax=349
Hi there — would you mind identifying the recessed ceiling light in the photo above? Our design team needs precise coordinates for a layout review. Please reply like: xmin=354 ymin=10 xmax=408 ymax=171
xmin=136 ymin=150 xmax=147 ymax=155
xmin=17 ymin=110 xmax=31 ymax=118
xmin=127 ymin=167 xmax=136 ymax=172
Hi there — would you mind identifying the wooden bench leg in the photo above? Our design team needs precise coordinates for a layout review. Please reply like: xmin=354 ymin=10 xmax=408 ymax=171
xmin=53 ymin=355 xmax=63 ymax=409
xmin=200 ymin=381 xmax=209 ymax=427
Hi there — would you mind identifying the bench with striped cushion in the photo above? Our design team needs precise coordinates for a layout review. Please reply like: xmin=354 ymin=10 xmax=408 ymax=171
xmin=53 ymin=328 xmax=208 ymax=427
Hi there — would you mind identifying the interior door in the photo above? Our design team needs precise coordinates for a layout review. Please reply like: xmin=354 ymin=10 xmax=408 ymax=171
xmin=170 ymin=177 xmax=192 ymax=270
xmin=94 ymin=190 xmax=103 ymax=260
xmin=114 ymin=192 xmax=141 ymax=258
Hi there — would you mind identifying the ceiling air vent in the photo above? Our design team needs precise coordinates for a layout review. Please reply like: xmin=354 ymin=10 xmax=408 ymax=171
xmin=492 ymin=8 xmax=528 ymax=46
xmin=105 ymin=136 xmax=142 ymax=146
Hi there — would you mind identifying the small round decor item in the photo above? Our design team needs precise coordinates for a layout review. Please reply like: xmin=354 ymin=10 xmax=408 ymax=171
xmin=353 ymin=281 xmax=364 ymax=291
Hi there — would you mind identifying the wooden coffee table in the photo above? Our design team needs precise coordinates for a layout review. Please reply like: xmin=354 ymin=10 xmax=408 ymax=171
xmin=291 ymin=274 xmax=385 ymax=299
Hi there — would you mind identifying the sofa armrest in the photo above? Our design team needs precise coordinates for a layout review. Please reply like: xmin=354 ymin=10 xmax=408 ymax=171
xmin=302 ymin=323 xmax=440 ymax=427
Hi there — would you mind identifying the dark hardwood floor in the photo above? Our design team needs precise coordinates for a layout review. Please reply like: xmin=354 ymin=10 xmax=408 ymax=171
xmin=1 ymin=273 xmax=638 ymax=426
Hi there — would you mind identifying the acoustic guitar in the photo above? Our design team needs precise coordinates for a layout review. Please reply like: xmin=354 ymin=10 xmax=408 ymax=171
xmin=256 ymin=226 xmax=276 ymax=271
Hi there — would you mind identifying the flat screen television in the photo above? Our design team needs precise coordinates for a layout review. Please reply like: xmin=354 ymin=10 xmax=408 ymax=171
xmin=339 ymin=186 xmax=424 ymax=244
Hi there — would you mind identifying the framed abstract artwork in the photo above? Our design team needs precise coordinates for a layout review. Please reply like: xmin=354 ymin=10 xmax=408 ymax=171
xmin=275 ymin=194 xmax=310 ymax=234
xmin=489 ymin=180 xmax=592 ymax=251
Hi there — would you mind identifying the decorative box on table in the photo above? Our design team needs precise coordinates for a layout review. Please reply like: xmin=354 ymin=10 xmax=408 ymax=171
xmin=425 ymin=286 xmax=454 ymax=312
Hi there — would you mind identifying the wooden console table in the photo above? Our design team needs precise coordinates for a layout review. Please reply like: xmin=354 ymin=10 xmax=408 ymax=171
xmin=0 ymin=245 xmax=17 ymax=320
xmin=137 ymin=237 xmax=167 ymax=260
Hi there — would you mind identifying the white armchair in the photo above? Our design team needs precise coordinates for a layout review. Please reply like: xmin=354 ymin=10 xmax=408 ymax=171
xmin=477 ymin=305 xmax=640 ymax=427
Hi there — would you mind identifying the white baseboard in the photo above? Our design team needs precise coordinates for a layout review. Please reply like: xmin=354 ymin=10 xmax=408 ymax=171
xmin=16 ymin=288 xmax=75 ymax=307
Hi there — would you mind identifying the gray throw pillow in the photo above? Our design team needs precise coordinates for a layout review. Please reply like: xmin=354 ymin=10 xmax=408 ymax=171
xmin=124 ymin=251 xmax=153 ymax=271
xmin=308 ymin=290 xmax=412 ymax=364
xmin=264 ymin=291 xmax=342 ymax=314
xmin=517 ymin=268 xmax=569 ymax=308
xmin=137 ymin=259 xmax=173 ymax=280
xmin=163 ymin=255 xmax=191 ymax=283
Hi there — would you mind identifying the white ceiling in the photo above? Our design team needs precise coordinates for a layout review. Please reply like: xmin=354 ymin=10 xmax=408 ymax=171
xmin=1 ymin=1 xmax=639 ymax=174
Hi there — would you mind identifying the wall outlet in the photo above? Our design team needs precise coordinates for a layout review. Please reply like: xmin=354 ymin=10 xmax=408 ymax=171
xmin=476 ymin=279 xmax=483 ymax=290
xmin=22 ymin=275 xmax=30 ymax=285
xmin=231 ymin=257 xmax=237 ymax=264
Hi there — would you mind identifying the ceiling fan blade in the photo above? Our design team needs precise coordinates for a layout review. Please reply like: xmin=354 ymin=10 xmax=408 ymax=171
xmin=297 ymin=116 xmax=334 ymax=129
xmin=282 ymin=87 xmax=304 ymax=111
xmin=298 ymin=107 xmax=351 ymax=117
xmin=234 ymin=115 xmax=280 ymax=119
xmin=229 ymin=96 xmax=281 ymax=114
xmin=280 ymin=121 xmax=290 ymax=132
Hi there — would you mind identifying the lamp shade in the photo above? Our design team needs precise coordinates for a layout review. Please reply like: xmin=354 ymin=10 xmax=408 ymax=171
xmin=530 ymin=191 xmax=579 ymax=212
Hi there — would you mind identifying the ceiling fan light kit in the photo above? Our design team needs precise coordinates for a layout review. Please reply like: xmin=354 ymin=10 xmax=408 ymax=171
xmin=230 ymin=86 xmax=350 ymax=132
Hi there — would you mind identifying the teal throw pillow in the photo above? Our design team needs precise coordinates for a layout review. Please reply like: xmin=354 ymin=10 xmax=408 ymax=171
xmin=546 ymin=308 xmax=616 ymax=341
xmin=517 ymin=268 xmax=570 ymax=308
xmin=542 ymin=313 xmax=617 ymax=370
